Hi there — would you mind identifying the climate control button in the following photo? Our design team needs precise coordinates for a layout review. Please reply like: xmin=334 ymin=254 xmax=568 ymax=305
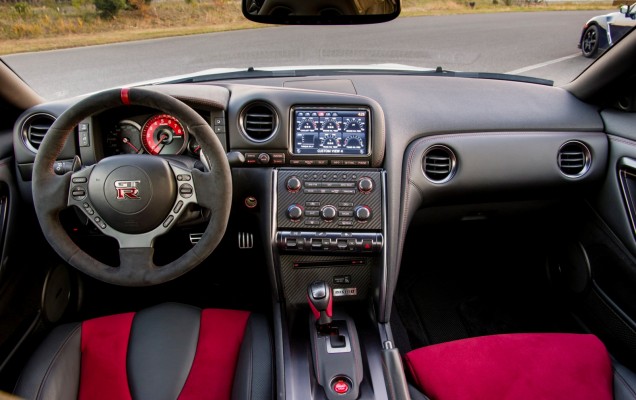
xmin=355 ymin=205 xmax=371 ymax=221
xmin=286 ymin=176 xmax=302 ymax=192
xmin=287 ymin=204 xmax=303 ymax=221
xmin=321 ymin=205 xmax=337 ymax=221
xmin=357 ymin=177 xmax=374 ymax=193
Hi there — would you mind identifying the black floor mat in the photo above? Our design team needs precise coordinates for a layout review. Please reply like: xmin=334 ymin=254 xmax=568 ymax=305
xmin=394 ymin=216 xmax=583 ymax=350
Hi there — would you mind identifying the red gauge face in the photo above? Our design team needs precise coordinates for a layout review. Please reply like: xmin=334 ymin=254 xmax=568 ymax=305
xmin=141 ymin=114 xmax=187 ymax=155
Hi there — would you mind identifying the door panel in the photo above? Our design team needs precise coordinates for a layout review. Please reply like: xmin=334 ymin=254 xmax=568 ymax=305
xmin=0 ymin=130 xmax=51 ymax=390
xmin=574 ymin=109 xmax=636 ymax=369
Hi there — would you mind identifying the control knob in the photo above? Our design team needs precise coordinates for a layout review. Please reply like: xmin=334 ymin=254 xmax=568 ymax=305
xmin=320 ymin=205 xmax=337 ymax=221
xmin=286 ymin=176 xmax=302 ymax=192
xmin=287 ymin=204 xmax=303 ymax=221
xmin=357 ymin=177 xmax=374 ymax=193
xmin=355 ymin=205 xmax=371 ymax=221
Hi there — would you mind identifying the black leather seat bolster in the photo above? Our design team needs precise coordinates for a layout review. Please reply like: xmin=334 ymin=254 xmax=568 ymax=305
xmin=231 ymin=313 xmax=274 ymax=400
xmin=127 ymin=303 xmax=201 ymax=400
xmin=615 ymin=359 xmax=636 ymax=400
xmin=14 ymin=323 xmax=82 ymax=400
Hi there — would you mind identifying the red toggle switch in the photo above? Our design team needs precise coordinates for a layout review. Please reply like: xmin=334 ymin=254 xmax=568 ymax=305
xmin=333 ymin=379 xmax=349 ymax=394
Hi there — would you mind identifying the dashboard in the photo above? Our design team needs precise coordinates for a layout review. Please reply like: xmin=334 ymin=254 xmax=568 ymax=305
xmin=10 ymin=76 xmax=610 ymax=309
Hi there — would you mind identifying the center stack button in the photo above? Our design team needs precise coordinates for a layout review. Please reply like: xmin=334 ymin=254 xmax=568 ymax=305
xmin=287 ymin=176 xmax=302 ymax=192
xmin=287 ymin=204 xmax=303 ymax=221
xmin=321 ymin=205 xmax=337 ymax=221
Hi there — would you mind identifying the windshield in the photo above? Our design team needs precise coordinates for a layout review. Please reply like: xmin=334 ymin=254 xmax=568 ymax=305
xmin=1 ymin=1 xmax=632 ymax=99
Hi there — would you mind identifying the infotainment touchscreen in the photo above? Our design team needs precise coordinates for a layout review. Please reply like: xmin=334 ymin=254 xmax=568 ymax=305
xmin=293 ymin=108 xmax=369 ymax=155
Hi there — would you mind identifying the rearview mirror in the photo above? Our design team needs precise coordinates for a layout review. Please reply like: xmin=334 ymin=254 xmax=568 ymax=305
xmin=242 ymin=0 xmax=400 ymax=24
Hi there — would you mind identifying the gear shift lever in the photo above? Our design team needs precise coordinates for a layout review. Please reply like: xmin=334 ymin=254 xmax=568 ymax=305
xmin=307 ymin=280 xmax=333 ymax=327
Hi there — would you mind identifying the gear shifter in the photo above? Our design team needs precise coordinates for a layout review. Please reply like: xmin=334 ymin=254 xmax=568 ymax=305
xmin=307 ymin=280 xmax=361 ymax=399
xmin=307 ymin=280 xmax=333 ymax=328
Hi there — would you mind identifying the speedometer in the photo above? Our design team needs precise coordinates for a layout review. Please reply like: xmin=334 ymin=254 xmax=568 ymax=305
xmin=105 ymin=120 xmax=143 ymax=155
xmin=141 ymin=114 xmax=187 ymax=155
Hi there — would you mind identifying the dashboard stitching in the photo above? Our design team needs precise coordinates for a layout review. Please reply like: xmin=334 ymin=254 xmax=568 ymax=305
xmin=608 ymin=134 xmax=636 ymax=148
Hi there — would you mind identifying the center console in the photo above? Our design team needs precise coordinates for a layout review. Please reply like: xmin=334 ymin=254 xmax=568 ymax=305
xmin=266 ymin=105 xmax=387 ymax=399
xmin=273 ymin=105 xmax=384 ymax=303
xmin=275 ymin=168 xmax=384 ymax=306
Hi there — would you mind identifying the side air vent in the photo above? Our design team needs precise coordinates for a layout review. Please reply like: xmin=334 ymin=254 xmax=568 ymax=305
xmin=422 ymin=145 xmax=457 ymax=183
xmin=240 ymin=102 xmax=277 ymax=142
xmin=21 ymin=113 xmax=56 ymax=152
xmin=558 ymin=141 xmax=591 ymax=177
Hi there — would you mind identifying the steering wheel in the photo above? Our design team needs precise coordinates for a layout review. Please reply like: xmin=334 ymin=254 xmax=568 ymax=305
xmin=32 ymin=87 xmax=232 ymax=287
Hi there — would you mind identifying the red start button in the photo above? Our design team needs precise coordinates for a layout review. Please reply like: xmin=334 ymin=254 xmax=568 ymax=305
xmin=333 ymin=379 xmax=349 ymax=394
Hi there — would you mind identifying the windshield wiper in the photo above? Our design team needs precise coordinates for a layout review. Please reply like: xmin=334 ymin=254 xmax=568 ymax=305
xmin=162 ymin=66 xmax=553 ymax=86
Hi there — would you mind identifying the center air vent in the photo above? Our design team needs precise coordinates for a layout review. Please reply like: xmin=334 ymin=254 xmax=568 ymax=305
xmin=21 ymin=113 xmax=56 ymax=152
xmin=422 ymin=145 xmax=457 ymax=183
xmin=558 ymin=141 xmax=591 ymax=177
xmin=240 ymin=103 xmax=277 ymax=142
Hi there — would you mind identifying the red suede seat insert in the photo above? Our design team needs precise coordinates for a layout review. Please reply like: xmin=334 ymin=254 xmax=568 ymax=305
xmin=79 ymin=312 xmax=134 ymax=400
xmin=404 ymin=333 xmax=613 ymax=400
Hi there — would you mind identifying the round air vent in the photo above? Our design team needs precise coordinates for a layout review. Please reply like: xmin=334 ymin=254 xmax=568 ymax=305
xmin=422 ymin=145 xmax=457 ymax=183
xmin=239 ymin=102 xmax=278 ymax=142
xmin=557 ymin=141 xmax=591 ymax=178
xmin=21 ymin=113 xmax=56 ymax=153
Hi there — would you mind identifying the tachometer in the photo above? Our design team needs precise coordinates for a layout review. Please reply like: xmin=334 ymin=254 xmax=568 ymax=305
xmin=141 ymin=114 xmax=187 ymax=155
xmin=105 ymin=120 xmax=143 ymax=155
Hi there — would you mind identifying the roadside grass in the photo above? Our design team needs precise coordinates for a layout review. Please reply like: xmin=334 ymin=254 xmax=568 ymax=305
xmin=0 ymin=0 xmax=615 ymax=55
xmin=401 ymin=0 xmax=615 ymax=15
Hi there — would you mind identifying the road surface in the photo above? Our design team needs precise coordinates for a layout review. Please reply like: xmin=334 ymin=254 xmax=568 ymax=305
xmin=3 ymin=10 xmax=613 ymax=99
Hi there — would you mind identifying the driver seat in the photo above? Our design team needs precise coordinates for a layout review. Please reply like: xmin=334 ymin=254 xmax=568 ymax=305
xmin=13 ymin=302 xmax=273 ymax=400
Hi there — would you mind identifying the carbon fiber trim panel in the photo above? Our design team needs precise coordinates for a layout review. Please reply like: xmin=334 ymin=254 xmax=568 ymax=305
xmin=276 ymin=168 xmax=382 ymax=230
xmin=279 ymin=254 xmax=375 ymax=305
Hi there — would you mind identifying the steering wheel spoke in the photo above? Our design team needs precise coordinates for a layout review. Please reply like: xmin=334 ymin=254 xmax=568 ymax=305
xmin=117 ymin=247 xmax=157 ymax=283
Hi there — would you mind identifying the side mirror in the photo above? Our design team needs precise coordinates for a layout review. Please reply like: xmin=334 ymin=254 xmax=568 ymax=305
xmin=242 ymin=0 xmax=400 ymax=25
xmin=619 ymin=4 xmax=629 ymax=14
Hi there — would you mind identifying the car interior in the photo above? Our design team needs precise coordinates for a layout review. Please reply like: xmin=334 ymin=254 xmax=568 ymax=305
xmin=1 ymin=2 xmax=636 ymax=400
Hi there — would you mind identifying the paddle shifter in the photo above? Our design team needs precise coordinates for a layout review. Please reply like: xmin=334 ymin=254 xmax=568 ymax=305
xmin=307 ymin=280 xmax=333 ymax=328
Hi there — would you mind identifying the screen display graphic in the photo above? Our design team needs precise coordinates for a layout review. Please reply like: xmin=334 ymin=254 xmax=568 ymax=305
xmin=293 ymin=109 xmax=368 ymax=155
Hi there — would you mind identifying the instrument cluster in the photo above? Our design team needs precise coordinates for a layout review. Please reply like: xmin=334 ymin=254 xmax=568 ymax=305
xmin=102 ymin=111 xmax=201 ymax=157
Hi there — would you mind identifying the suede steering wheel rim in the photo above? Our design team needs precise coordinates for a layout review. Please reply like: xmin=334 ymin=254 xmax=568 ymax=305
xmin=32 ymin=87 xmax=232 ymax=286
